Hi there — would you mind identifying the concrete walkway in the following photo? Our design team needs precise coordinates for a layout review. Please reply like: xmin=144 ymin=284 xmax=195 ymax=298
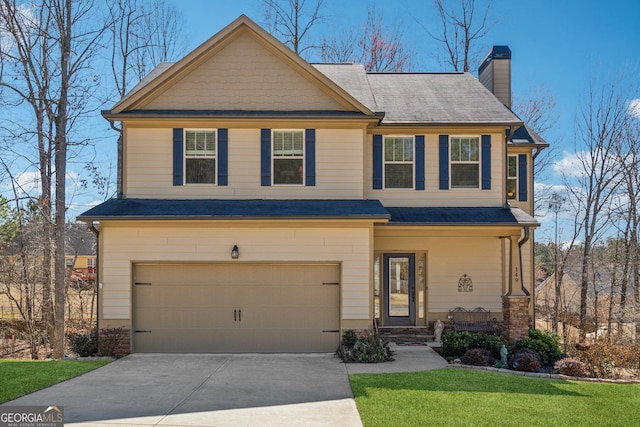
xmin=3 ymin=344 xmax=447 ymax=427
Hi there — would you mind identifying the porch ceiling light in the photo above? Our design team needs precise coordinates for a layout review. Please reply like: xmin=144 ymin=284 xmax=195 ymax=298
xmin=231 ymin=245 xmax=239 ymax=259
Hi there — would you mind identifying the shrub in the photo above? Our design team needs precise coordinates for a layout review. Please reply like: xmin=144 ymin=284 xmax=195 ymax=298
xmin=441 ymin=331 xmax=507 ymax=359
xmin=555 ymin=358 xmax=589 ymax=377
xmin=336 ymin=329 xmax=394 ymax=363
xmin=568 ymin=336 xmax=640 ymax=379
xmin=461 ymin=348 xmax=492 ymax=366
xmin=69 ymin=329 xmax=99 ymax=357
xmin=508 ymin=349 xmax=541 ymax=372
xmin=514 ymin=329 xmax=562 ymax=365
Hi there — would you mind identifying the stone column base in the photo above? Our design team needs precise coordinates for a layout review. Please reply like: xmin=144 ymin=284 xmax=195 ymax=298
xmin=502 ymin=295 xmax=531 ymax=345
xmin=99 ymin=327 xmax=130 ymax=357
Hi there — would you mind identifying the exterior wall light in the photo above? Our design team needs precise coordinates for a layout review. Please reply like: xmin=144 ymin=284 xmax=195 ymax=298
xmin=231 ymin=245 xmax=239 ymax=259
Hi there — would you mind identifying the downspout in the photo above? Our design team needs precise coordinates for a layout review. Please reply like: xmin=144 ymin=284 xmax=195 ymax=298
xmin=518 ymin=226 xmax=531 ymax=296
xmin=504 ymin=125 xmax=517 ymax=209
xmin=88 ymin=222 xmax=100 ymax=334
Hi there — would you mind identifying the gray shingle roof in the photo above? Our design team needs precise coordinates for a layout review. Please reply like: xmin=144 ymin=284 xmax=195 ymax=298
xmin=385 ymin=206 xmax=538 ymax=226
xmin=314 ymin=63 xmax=522 ymax=125
xmin=77 ymin=198 xmax=390 ymax=221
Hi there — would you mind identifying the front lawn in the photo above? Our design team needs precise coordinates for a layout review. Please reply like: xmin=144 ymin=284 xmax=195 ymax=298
xmin=0 ymin=359 xmax=110 ymax=403
xmin=351 ymin=368 xmax=640 ymax=427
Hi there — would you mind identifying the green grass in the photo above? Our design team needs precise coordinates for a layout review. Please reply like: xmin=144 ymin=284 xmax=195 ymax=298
xmin=351 ymin=368 xmax=640 ymax=427
xmin=0 ymin=359 xmax=110 ymax=403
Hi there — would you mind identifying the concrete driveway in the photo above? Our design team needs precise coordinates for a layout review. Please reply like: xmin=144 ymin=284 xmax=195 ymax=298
xmin=4 ymin=346 xmax=447 ymax=426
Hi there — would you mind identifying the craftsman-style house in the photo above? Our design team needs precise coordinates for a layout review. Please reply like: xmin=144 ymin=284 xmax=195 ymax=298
xmin=79 ymin=15 xmax=546 ymax=353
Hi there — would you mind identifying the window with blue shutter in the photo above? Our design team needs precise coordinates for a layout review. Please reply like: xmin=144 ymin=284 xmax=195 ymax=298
xmin=481 ymin=135 xmax=491 ymax=190
xmin=218 ymin=128 xmax=228 ymax=186
xmin=305 ymin=128 xmax=315 ymax=186
xmin=415 ymin=135 xmax=425 ymax=190
xmin=518 ymin=154 xmax=528 ymax=201
xmin=173 ymin=128 xmax=183 ymax=186
xmin=373 ymin=134 xmax=383 ymax=189
xmin=439 ymin=135 xmax=449 ymax=189
xmin=261 ymin=128 xmax=271 ymax=186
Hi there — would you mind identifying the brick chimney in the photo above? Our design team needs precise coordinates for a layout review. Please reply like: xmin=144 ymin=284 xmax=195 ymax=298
xmin=478 ymin=46 xmax=512 ymax=108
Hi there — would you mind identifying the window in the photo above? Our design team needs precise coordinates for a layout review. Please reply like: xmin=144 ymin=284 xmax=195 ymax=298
xmin=185 ymin=130 xmax=216 ymax=184
xmin=65 ymin=257 xmax=74 ymax=268
xmin=450 ymin=136 xmax=480 ymax=188
xmin=384 ymin=136 xmax=413 ymax=188
xmin=273 ymin=130 xmax=304 ymax=185
xmin=507 ymin=155 xmax=518 ymax=200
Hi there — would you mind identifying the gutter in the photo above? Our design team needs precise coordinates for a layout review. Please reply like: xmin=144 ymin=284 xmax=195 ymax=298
xmin=87 ymin=222 xmax=100 ymax=334
xmin=518 ymin=226 xmax=531 ymax=296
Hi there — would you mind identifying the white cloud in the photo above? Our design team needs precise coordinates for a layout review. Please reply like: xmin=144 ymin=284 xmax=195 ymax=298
xmin=553 ymin=152 xmax=584 ymax=178
xmin=629 ymin=98 xmax=640 ymax=118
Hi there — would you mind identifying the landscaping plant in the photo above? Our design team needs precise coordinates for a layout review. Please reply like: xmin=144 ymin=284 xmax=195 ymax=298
xmin=441 ymin=330 xmax=507 ymax=359
xmin=508 ymin=349 xmax=541 ymax=372
xmin=460 ymin=348 xmax=492 ymax=366
xmin=336 ymin=329 xmax=394 ymax=363
xmin=514 ymin=329 xmax=562 ymax=366
xmin=554 ymin=357 xmax=590 ymax=377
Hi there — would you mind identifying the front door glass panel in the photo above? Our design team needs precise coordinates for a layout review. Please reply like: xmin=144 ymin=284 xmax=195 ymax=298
xmin=388 ymin=257 xmax=409 ymax=317
xmin=382 ymin=253 xmax=415 ymax=326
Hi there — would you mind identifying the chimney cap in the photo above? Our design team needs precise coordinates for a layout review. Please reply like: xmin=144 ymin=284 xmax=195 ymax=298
xmin=478 ymin=45 xmax=511 ymax=74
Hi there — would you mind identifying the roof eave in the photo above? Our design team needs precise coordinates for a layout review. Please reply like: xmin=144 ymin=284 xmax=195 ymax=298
xmin=78 ymin=215 xmax=390 ymax=222
xmin=101 ymin=110 xmax=384 ymax=123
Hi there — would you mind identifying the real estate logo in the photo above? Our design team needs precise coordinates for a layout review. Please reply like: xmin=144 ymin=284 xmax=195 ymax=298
xmin=0 ymin=406 xmax=63 ymax=427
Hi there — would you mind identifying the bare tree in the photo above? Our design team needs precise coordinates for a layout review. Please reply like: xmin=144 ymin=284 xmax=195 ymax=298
xmin=0 ymin=0 xmax=56 ymax=341
xmin=564 ymin=79 xmax=630 ymax=340
xmin=423 ymin=0 xmax=495 ymax=72
xmin=106 ymin=0 xmax=185 ymax=198
xmin=1 ymin=0 xmax=107 ymax=358
xmin=513 ymin=87 xmax=559 ymax=212
xmin=263 ymin=0 xmax=324 ymax=57
xmin=321 ymin=9 xmax=413 ymax=72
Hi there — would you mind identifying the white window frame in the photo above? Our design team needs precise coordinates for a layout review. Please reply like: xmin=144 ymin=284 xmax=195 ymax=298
xmin=184 ymin=129 xmax=217 ymax=185
xmin=272 ymin=129 xmax=305 ymax=186
xmin=383 ymin=135 xmax=414 ymax=189
xmin=450 ymin=136 xmax=481 ymax=189
xmin=507 ymin=154 xmax=518 ymax=200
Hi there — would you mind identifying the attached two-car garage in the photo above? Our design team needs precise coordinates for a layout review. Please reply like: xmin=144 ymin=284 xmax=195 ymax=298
xmin=132 ymin=263 xmax=341 ymax=353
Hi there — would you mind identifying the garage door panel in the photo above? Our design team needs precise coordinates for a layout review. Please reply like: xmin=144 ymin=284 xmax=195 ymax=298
xmin=133 ymin=263 xmax=340 ymax=353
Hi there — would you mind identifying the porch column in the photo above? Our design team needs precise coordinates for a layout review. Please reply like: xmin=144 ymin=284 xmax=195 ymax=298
xmin=502 ymin=234 xmax=530 ymax=344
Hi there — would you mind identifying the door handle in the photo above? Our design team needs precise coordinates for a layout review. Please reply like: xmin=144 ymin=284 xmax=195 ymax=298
xmin=234 ymin=309 xmax=237 ymax=321
xmin=238 ymin=309 xmax=241 ymax=322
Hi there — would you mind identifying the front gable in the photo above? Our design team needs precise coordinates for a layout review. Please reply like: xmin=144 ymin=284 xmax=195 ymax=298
xmin=111 ymin=15 xmax=372 ymax=115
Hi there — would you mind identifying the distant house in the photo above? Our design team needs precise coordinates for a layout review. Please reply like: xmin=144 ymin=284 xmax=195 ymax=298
xmin=65 ymin=223 xmax=97 ymax=283
xmin=79 ymin=15 xmax=547 ymax=353
xmin=535 ymin=272 xmax=581 ymax=318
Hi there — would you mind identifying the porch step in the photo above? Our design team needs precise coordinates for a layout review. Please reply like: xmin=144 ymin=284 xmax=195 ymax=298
xmin=379 ymin=327 xmax=435 ymax=344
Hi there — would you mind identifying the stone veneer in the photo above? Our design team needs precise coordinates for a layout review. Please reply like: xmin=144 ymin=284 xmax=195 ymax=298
xmin=502 ymin=295 xmax=531 ymax=344
xmin=99 ymin=327 xmax=130 ymax=357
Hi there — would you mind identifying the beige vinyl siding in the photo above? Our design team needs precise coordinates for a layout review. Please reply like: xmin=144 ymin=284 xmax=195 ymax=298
xmin=142 ymin=31 xmax=346 ymax=112
xmin=375 ymin=228 xmax=511 ymax=314
xmin=100 ymin=222 xmax=372 ymax=321
xmin=124 ymin=128 xmax=364 ymax=199
xmin=365 ymin=132 xmax=506 ymax=207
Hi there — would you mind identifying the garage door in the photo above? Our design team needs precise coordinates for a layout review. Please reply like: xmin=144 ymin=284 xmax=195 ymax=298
xmin=133 ymin=263 xmax=340 ymax=353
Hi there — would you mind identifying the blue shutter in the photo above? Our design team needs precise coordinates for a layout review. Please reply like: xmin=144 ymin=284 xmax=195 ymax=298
xmin=481 ymin=135 xmax=491 ymax=190
xmin=373 ymin=134 xmax=383 ymax=189
xmin=173 ymin=128 xmax=183 ymax=186
xmin=218 ymin=128 xmax=228 ymax=186
xmin=438 ymin=135 xmax=449 ymax=190
xmin=261 ymin=128 xmax=271 ymax=186
xmin=518 ymin=154 xmax=528 ymax=201
xmin=305 ymin=129 xmax=315 ymax=186
xmin=415 ymin=135 xmax=425 ymax=190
